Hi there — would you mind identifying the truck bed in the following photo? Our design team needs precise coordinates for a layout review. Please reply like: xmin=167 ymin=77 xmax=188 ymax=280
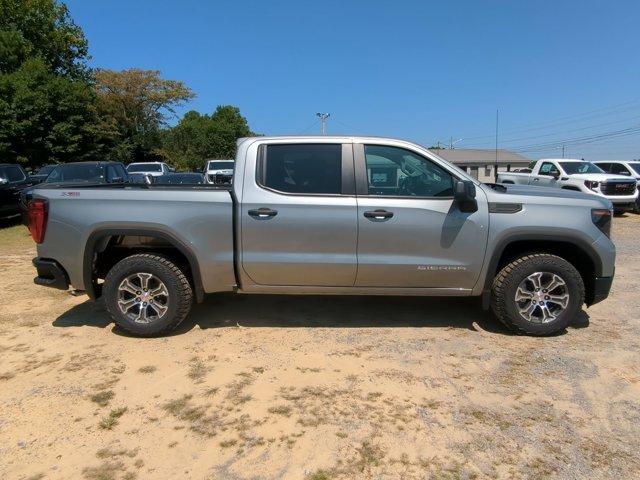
xmin=33 ymin=184 xmax=237 ymax=295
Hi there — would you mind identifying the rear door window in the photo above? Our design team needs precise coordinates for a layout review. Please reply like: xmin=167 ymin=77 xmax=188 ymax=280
xmin=259 ymin=144 xmax=342 ymax=194
xmin=539 ymin=162 xmax=559 ymax=176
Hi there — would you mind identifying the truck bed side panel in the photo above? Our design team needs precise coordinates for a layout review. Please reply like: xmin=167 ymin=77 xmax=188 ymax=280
xmin=34 ymin=188 xmax=235 ymax=293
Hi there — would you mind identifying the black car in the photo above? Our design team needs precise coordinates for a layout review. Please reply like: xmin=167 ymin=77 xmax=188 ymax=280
xmin=43 ymin=161 xmax=128 ymax=184
xmin=154 ymin=173 xmax=205 ymax=185
xmin=29 ymin=164 xmax=57 ymax=184
xmin=0 ymin=164 xmax=33 ymax=221
xmin=19 ymin=161 xmax=129 ymax=219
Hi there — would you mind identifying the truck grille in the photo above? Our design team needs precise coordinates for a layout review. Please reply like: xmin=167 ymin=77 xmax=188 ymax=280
xmin=208 ymin=173 xmax=232 ymax=185
xmin=600 ymin=181 xmax=637 ymax=196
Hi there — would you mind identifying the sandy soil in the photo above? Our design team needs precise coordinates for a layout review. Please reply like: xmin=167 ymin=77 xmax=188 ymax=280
xmin=0 ymin=216 xmax=639 ymax=480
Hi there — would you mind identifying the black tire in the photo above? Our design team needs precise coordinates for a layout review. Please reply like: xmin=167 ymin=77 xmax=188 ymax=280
xmin=491 ymin=254 xmax=584 ymax=336
xmin=103 ymin=253 xmax=193 ymax=336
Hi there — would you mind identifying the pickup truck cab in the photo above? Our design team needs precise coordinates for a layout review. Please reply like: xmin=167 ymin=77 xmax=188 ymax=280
xmin=27 ymin=136 xmax=616 ymax=337
xmin=126 ymin=162 xmax=173 ymax=177
xmin=593 ymin=160 xmax=640 ymax=213
xmin=498 ymin=158 xmax=637 ymax=212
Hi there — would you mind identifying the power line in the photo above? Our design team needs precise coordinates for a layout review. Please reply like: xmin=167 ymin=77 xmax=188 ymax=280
xmin=459 ymin=99 xmax=640 ymax=141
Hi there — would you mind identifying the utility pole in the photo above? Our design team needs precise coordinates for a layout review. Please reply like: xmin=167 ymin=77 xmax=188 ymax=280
xmin=562 ymin=144 xmax=565 ymax=158
xmin=316 ymin=113 xmax=330 ymax=135
xmin=494 ymin=109 xmax=499 ymax=182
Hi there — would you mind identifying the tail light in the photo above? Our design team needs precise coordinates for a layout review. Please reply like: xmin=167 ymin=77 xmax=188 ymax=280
xmin=591 ymin=208 xmax=612 ymax=238
xmin=28 ymin=199 xmax=48 ymax=244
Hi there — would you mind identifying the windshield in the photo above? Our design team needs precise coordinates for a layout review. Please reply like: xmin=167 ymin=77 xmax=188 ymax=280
xmin=628 ymin=163 xmax=640 ymax=175
xmin=559 ymin=162 xmax=604 ymax=174
xmin=127 ymin=164 xmax=161 ymax=172
xmin=45 ymin=164 xmax=105 ymax=183
xmin=208 ymin=161 xmax=234 ymax=170
xmin=36 ymin=165 xmax=56 ymax=175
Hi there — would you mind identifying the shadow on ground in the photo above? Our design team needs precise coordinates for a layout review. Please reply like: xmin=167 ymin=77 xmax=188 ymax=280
xmin=53 ymin=293 xmax=590 ymax=337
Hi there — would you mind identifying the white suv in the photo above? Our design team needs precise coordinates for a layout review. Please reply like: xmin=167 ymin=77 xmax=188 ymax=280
xmin=126 ymin=162 xmax=173 ymax=177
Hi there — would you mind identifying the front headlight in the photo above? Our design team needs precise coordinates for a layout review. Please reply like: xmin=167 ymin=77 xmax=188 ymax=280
xmin=584 ymin=180 xmax=600 ymax=191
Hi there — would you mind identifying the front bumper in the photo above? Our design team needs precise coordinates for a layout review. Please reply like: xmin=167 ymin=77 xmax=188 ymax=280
xmin=33 ymin=257 xmax=69 ymax=290
xmin=587 ymin=276 xmax=613 ymax=306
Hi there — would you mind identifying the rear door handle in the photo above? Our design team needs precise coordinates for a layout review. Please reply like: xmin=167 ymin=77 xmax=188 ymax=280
xmin=248 ymin=208 xmax=278 ymax=218
xmin=364 ymin=209 xmax=394 ymax=220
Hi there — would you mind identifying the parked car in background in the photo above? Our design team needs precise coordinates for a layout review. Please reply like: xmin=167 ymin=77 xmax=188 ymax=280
xmin=29 ymin=165 xmax=57 ymax=184
xmin=127 ymin=173 xmax=155 ymax=185
xmin=0 ymin=164 xmax=33 ymax=221
xmin=498 ymin=158 xmax=637 ymax=212
xmin=28 ymin=136 xmax=616 ymax=337
xmin=593 ymin=160 xmax=640 ymax=213
xmin=126 ymin=162 xmax=173 ymax=177
xmin=155 ymin=173 xmax=205 ymax=185
xmin=19 ymin=162 xmax=128 ymax=219
xmin=204 ymin=159 xmax=234 ymax=184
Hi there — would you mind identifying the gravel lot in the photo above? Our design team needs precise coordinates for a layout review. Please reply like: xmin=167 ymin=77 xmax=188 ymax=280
xmin=0 ymin=215 xmax=639 ymax=480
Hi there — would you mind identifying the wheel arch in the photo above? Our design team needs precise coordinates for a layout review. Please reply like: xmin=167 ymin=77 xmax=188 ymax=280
xmin=83 ymin=227 xmax=204 ymax=303
xmin=481 ymin=234 xmax=602 ymax=309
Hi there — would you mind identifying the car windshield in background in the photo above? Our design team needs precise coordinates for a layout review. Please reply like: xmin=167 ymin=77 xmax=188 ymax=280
xmin=0 ymin=165 xmax=26 ymax=182
xmin=36 ymin=165 xmax=56 ymax=176
xmin=559 ymin=162 xmax=604 ymax=174
xmin=128 ymin=164 xmax=162 ymax=172
xmin=628 ymin=163 xmax=640 ymax=175
xmin=208 ymin=162 xmax=234 ymax=170
xmin=155 ymin=174 xmax=204 ymax=185
xmin=45 ymin=164 xmax=104 ymax=183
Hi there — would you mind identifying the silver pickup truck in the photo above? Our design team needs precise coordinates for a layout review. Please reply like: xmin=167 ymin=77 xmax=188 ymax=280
xmin=27 ymin=136 xmax=616 ymax=336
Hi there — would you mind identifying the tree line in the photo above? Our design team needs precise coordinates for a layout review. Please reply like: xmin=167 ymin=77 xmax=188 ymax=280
xmin=0 ymin=0 xmax=254 ymax=171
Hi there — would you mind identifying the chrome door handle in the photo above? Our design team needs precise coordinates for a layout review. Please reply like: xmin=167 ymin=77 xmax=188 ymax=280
xmin=248 ymin=208 xmax=278 ymax=218
xmin=364 ymin=209 xmax=394 ymax=220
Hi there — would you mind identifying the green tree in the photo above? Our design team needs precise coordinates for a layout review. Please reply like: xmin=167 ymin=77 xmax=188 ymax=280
xmin=0 ymin=58 xmax=107 ymax=166
xmin=0 ymin=1 xmax=104 ymax=167
xmin=162 ymin=106 xmax=253 ymax=171
xmin=93 ymin=68 xmax=195 ymax=162
xmin=0 ymin=0 xmax=89 ymax=78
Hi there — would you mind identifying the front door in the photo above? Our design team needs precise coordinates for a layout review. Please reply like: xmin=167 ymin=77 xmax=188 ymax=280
xmin=354 ymin=143 xmax=489 ymax=289
xmin=241 ymin=142 xmax=358 ymax=286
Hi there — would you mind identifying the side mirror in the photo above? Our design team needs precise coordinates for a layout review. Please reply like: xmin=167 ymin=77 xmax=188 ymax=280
xmin=0 ymin=178 xmax=8 ymax=186
xmin=454 ymin=180 xmax=477 ymax=213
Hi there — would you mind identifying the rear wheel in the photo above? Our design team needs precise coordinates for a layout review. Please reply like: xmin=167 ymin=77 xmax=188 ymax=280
xmin=491 ymin=254 xmax=584 ymax=335
xmin=103 ymin=253 xmax=193 ymax=336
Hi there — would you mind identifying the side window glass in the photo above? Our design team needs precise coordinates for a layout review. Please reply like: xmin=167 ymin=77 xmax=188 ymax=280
xmin=539 ymin=162 xmax=558 ymax=176
xmin=611 ymin=163 xmax=631 ymax=175
xmin=1 ymin=166 xmax=26 ymax=182
xmin=364 ymin=145 xmax=453 ymax=197
xmin=260 ymin=144 xmax=342 ymax=194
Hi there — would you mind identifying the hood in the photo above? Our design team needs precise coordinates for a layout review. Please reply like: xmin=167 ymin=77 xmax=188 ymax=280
xmin=482 ymin=183 xmax=612 ymax=209
xmin=567 ymin=173 xmax=634 ymax=182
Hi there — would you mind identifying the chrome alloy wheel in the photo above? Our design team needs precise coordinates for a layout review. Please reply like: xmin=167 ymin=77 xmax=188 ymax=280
xmin=514 ymin=272 xmax=570 ymax=324
xmin=117 ymin=273 xmax=169 ymax=323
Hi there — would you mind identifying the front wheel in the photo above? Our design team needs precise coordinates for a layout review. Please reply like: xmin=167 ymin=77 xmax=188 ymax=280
xmin=103 ymin=254 xmax=193 ymax=336
xmin=491 ymin=254 xmax=584 ymax=336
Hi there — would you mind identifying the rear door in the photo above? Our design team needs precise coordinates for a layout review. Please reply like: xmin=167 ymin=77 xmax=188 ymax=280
xmin=353 ymin=143 xmax=489 ymax=289
xmin=240 ymin=142 xmax=358 ymax=286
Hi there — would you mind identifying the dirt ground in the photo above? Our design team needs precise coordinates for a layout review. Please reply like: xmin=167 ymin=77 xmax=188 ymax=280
xmin=0 ymin=216 xmax=639 ymax=480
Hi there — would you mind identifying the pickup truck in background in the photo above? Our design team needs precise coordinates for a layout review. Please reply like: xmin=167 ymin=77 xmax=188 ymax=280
xmin=593 ymin=160 xmax=640 ymax=213
xmin=26 ymin=136 xmax=616 ymax=337
xmin=204 ymin=159 xmax=235 ymax=184
xmin=497 ymin=158 xmax=638 ymax=212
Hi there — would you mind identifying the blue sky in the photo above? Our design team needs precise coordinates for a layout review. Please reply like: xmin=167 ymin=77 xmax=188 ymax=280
xmin=66 ymin=0 xmax=640 ymax=159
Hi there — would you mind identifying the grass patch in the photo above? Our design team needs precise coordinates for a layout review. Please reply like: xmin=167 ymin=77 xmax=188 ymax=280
xmin=98 ymin=407 xmax=128 ymax=430
xmin=138 ymin=365 xmax=156 ymax=374
xmin=188 ymin=357 xmax=208 ymax=383
xmin=90 ymin=390 xmax=115 ymax=407
xmin=82 ymin=460 xmax=125 ymax=480
xmin=96 ymin=446 xmax=138 ymax=459
xmin=268 ymin=405 xmax=292 ymax=417
xmin=219 ymin=439 xmax=238 ymax=448
xmin=307 ymin=469 xmax=333 ymax=480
